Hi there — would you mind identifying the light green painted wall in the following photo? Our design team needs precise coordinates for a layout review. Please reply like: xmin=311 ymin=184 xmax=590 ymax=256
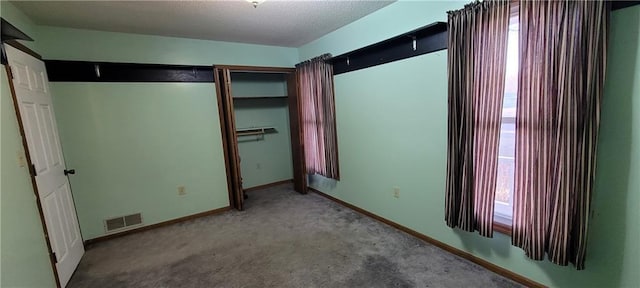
xmin=231 ymin=73 xmax=288 ymax=97
xmin=235 ymin=98 xmax=293 ymax=188
xmin=34 ymin=25 xmax=299 ymax=240
xmin=591 ymin=6 xmax=640 ymax=288
xmin=51 ymin=83 xmax=230 ymax=240
xmin=36 ymin=26 xmax=299 ymax=66
xmin=232 ymin=73 xmax=293 ymax=188
xmin=1 ymin=2 xmax=56 ymax=287
xmin=1 ymin=9 xmax=300 ymax=286
xmin=299 ymin=0 xmax=462 ymax=60
xmin=0 ymin=1 xmax=39 ymax=52
xmin=300 ymin=2 xmax=640 ymax=288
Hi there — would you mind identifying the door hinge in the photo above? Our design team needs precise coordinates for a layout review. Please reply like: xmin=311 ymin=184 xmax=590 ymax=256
xmin=30 ymin=164 xmax=37 ymax=176
xmin=52 ymin=252 xmax=58 ymax=263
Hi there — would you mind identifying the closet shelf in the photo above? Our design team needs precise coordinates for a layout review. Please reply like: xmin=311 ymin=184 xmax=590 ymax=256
xmin=236 ymin=127 xmax=277 ymax=137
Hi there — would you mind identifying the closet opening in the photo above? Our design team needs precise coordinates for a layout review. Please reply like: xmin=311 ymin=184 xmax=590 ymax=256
xmin=214 ymin=65 xmax=307 ymax=211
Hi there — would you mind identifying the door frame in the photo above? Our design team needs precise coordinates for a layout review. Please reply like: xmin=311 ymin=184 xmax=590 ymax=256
xmin=213 ymin=67 xmax=243 ymax=210
xmin=213 ymin=64 xmax=307 ymax=211
xmin=3 ymin=40 xmax=63 ymax=288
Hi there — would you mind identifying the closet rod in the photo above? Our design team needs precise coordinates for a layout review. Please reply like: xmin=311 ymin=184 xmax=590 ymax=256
xmin=237 ymin=131 xmax=265 ymax=137
xmin=236 ymin=127 xmax=277 ymax=137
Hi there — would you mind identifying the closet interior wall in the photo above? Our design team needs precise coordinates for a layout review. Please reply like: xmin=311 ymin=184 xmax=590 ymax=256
xmin=231 ymin=72 xmax=294 ymax=189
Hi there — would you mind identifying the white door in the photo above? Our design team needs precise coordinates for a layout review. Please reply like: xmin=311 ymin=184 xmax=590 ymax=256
xmin=5 ymin=44 xmax=84 ymax=287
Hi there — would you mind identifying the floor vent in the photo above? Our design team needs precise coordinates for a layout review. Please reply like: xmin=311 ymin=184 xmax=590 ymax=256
xmin=104 ymin=213 xmax=143 ymax=232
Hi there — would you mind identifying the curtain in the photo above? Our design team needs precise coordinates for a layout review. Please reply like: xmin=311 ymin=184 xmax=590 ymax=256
xmin=513 ymin=0 xmax=609 ymax=269
xmin=296 ymin=54 xmax=340 ymax=180
xmin=445 ymin=0 xmax=510 ymax=237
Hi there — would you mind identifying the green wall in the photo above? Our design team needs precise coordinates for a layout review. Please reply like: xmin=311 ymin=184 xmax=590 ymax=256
xmin=36 ymin=26 xmax=298 ymax=66
xmin=234 ymin=98 xmax=293 ymax=188
xmin=591 ymin=6 xmax=640 ymax=287
xmin=231 ymin=73 xmax=288 ymax=97
xmin=299 ymin=2 xmax=640 ymax=287
xmin=51 ymin=83 xmax=230 ymax=240
xmin=0 ymin=2 xmax=57 ymax=287
xmin=232 ymin=73 xmax=293 ymax=188
xmin=0 ymin=1 xmax=39 ymax=52
xmin=299 ymin=1 xmax=463 ymax=60
xmin=33 ymin=26 xmax=299 ymax=240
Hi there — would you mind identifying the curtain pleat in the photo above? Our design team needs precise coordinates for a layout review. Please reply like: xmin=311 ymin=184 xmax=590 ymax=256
xmin=297 ymin=54 xmax=340 ymax=180
xmin=445 ymin=0 xmax=510 ymax=237
xmin=513 ymin=0 xmax=608 ymax=269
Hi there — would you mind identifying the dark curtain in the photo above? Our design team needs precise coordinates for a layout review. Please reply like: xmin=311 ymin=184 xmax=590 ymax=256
xmin=445 ymin=0 xmax=510 ymax=237
xmin=513 ymin=0 xmax=609 ymax=269
xmin=296 ymin=54 xmax=340 ymax=180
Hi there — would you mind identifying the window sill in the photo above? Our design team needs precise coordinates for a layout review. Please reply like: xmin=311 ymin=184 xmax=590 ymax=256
xmin=493 ymin=222 xmax=512 ymax=237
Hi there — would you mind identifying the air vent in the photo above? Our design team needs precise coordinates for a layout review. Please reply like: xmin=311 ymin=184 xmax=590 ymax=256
xmin=124 ymin=213 xmax=142 ymax=226
xmin=104 ymin=213 xmax=143 ymax=232
xmin=105 ymin=217 xmax=125 ymax=231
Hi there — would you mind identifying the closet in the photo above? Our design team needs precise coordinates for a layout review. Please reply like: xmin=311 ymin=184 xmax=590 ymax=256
xmin=214 ymin=65 xmax=306 ymax=210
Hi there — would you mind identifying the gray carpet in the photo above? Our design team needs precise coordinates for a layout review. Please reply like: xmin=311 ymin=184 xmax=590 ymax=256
xmin=68 ymin=184 xmax=522 ymax=288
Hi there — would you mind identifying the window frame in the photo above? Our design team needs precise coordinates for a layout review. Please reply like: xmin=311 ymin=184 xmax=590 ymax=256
xmin=493 ymin=3 xmax=519 ymax=237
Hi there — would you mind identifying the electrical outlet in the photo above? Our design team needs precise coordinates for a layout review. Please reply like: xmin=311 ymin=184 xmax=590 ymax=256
xmin=16 ymin=151 xmax=27 ymax=167
xmin=177 ymin=186 xmax=186 ymax=196
xmin=393 ymin=187 xmax=400 ymax=198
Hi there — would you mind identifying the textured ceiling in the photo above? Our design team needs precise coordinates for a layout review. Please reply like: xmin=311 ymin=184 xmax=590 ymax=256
xmin=11 ymin=0 xmax=394 ymax=47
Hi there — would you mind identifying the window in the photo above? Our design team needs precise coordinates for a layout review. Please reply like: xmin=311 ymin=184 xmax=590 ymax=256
xmin=297 ymin=54 xmax=340 ymax=180
xmin=494 ymin=14 xmax=519 ymax=226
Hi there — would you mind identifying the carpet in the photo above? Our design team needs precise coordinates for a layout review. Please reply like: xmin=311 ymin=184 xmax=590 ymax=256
xmin=68 ymin=184 xmax=522 ymax=288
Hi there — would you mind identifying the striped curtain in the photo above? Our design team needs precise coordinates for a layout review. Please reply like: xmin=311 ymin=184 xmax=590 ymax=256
xmin=513 ymin=0 xmax=609 ymax=269
xmin=296 ymin=54 xmax=340 ymax=180
xmin=445 ymin=0 xmax=510 ymax=237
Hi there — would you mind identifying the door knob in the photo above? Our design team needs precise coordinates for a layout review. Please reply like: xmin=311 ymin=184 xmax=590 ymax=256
xmin=64 ymin=169 xmax=76 ymax=176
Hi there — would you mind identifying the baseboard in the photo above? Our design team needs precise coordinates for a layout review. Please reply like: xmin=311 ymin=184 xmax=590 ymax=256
xmin=243 ymin=179 xmax=293 ymax=193
xmin=308 ymin=187 xmax=545 ymax=288
xmin=84 ymin=206 xmax=231 ymax=246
